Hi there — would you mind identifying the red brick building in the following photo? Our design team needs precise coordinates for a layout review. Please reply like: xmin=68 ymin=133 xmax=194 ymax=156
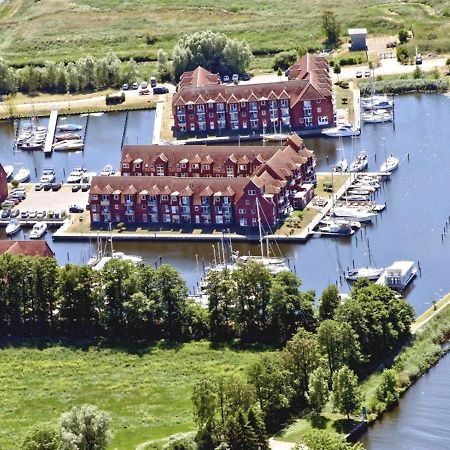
xmin=90 ymin=135 xmax=316 ymax=229
xmin=172 ymin=53 xmax=334 ymax=135
xmin=0 ymin=240 xmax=55 ymax=257
xmin=120 ymin=134 xmax=315 ymax=181
xmin=0 ymin=164 xmax=8 ymax=202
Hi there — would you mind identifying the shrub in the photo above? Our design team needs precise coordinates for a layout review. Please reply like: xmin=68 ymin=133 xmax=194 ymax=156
xmin=397 ymin=45 xmax=409 ymax=63
xmin=359 ymin=78 xmax=449 ymax=95
xmin=272 ymin=50 xmax=298 ymax=71
xmin=105 ymin=92 xmax=125 ymax=105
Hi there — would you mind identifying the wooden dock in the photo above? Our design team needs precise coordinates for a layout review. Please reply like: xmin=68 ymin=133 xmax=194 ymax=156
xmin=43 ymin=109 xmax=58 ymax=154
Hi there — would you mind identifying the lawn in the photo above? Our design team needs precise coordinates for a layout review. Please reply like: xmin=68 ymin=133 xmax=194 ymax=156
xmin=0 ymin=341 xmax=262 ymax=449
xmin=1 ymin=1 xmax=450 ymax=68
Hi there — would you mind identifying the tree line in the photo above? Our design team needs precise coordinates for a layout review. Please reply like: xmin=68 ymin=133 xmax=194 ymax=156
xmin=0 ymin=51 xmax=139 ymax=95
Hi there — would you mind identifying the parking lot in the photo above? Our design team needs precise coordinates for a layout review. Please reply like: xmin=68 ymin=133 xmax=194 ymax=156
xmin=8 ymin=184 xmax=88 ymax=216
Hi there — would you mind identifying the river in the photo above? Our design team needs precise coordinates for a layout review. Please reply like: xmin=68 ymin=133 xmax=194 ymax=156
xmin=1 ymin=96 xmax=450 ymax=447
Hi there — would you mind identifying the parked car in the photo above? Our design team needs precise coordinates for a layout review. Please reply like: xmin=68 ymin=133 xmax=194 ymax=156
xmin=20 ymin=210 xmax=29 ymax=219
xmin=364 ymin=70 xmax=371 ymax=77
xmin=150 ymin=77 xmax=157 ymax=88
xmin=132 ymin=82 xmax=139 ymax=90
xmin=51 ymin=183 xmax=62 ymax=191
xmin=28 ymin=210 xmax=37 ymax=219
xmin=232 ymin=73 xmax=239 ymax=82
xmin=222 ymin=75 xmax=230 ymax=83
xmin=10 ymin=187 xmax=25 ymax=195
xmin=36 ymin=211 xmax=46 ymax=219
xmin=241 ymin=73 xmax=251 ymax=81
xmin=10 ymin=209 xmax=19 ymax=218
xmin=6 ymin=197 xmax=20 ymax=205
xmin=11 ymin=191 xmax=26 ymax=200
xmin=387 ymin=41 xmax=397 ymax=49
xmin=355 ymin=70 xmax=363 ymax=78
xmin=47 ymin=210 xmax=54 ymax=219
xmin=153 ymin=86 xmax=169 ymax=95
xmin=1 ymin=200 xmax=14 ymax=208
xmin=35 ymin=183 xmax=44 ymax=191
xmin=81 ymin=184 xmax=90 ymax=192
xmin=415 ymin=54 xmax=423 ymax=65
xmin=72 ymin=184 xmax=81 ymax=192
xmin=122 ymin=83 xmax=129 ymax=90
xmin=69 ymin=205 xmax=84 ymax=213
xmin=1 ymin=209 xmax=10 ymax=219
xmin=139 ymin=88 xmax=150 ymax=95
xmin=43 ymin=183 xmax=52 ymax=191
xmin=141 ymin=82 xmax=148 ymax=89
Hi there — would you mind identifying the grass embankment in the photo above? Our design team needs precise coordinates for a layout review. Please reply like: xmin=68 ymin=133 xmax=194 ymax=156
xmin=278 ymin=299 xmax=450 ymax=445
xmin=1 ymin=1 xmax=450 ymax=68
xmin=0 ymin=341 xmax=262 ymax=449
xmin=358 ymin=78 xmax=449 ymax=95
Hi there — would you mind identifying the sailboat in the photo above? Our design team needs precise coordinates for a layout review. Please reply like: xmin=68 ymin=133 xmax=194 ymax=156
xmin=346 ymin=237 xmax=384 ymax=281
xmin=88 ymin=228 xmax=143 ymax=271
xmin=349 ymin=150 xmax=368 ymax=172
xmin=380 ymin=154 xmax=399 ymax=173
xmin=334 ymin=136 xmax=348 ymax=172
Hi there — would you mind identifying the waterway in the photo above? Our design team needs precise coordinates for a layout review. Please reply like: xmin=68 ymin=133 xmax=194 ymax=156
xmin=361 ymin=351 xmax=450 ymax=450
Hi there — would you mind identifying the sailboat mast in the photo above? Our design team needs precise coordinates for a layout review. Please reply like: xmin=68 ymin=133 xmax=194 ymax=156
xmin=256 ymin=198 xmax=264 ymax=257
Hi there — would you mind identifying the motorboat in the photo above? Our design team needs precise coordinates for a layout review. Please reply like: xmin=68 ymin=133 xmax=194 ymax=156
xmin=346 ymin=267 xmax=384 ymax=281
xmin=99 ymin=164 xmax=116 ymax=176
xmin=29 ymin=222 xmax=48 ymax=239
xmin=67 ymin=167 xmax=86 ymax=183
xmin=334 ymin=158 xmax=348 ymax=172
xmin=377 ymin=261 xmax=417 ymax=291
xmin=40 ymin=167 xmax=56 ymax=184
xmin=234 ymin=255 xmax=289 ymax=275
xmin=321 ymin=124 xmax=361 ymax=137
xmin=318 ymin=221 xmax=354 ymax=236
xmin=341 ymin=194 xmax=370 ymax=202
xmin=52 ymin=139 xmax=84 ymax=151
xmin=362 ymin=110 xmax=393 ymax=123
xmin=21 ymin=141 xmax=44 ymax=151
xmin=347 ymin=187 xmax=372 ymax=196
xmin=13 ymin=167 xmax=30 ymax=183
xmin=4 ymin=165 xmax=13 ymax=180
xmin=263 ymin=133 xmax=290 ymax=142
xmin=331 ymin=206 xmax=377 ymax=222
xmin=361 ymin=95 xmax=394 ymax=110
xmin=54 ymin=132 xmax=81 ymax=141
xmin=349 ymin=151 xmax=368 ymax=172
xmin=5 ymin=218 xmax=21 ymax=236
xmin=380 ymin=155 xmax=399 ymax=173
xmin=321 ymin=217 xmax=361 ymax=229
xmin=57 ymin=123 xmax=82 ymax=132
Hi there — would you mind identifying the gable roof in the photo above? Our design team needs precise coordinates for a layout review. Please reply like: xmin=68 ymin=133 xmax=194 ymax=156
xmin=0 ymin=240 xmax=55 ymax=257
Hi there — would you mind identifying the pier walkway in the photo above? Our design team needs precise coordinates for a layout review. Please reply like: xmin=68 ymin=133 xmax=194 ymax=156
xmin=44 ymin=108 xmax=58 ymax=154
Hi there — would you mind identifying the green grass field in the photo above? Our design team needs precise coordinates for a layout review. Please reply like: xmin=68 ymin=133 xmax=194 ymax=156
xmin=0 ymin=342 xmax=262 ymax=449
xmin=1 ymin=1 xmax=450 ymax=67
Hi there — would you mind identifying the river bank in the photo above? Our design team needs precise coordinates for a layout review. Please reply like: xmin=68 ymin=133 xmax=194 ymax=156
xmin=277 ymin=292 xmax=450 ymax=446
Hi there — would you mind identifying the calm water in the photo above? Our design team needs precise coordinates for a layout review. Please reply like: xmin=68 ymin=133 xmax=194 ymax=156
xmin=1 ymin=96 xmax=450 ymax=446
xmin=361 ymin=352 xmax=450 ymax=450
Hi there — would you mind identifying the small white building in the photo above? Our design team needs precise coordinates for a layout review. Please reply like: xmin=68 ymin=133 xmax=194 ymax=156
xmin=348 ymin=28 xmax=367 ymax=51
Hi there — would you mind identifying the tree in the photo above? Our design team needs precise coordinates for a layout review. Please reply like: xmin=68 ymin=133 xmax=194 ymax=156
xmin=332 ymin=366 xmax=362 ymax=419
xmin=157 ymin=49 xmax=173 ymax=83
xmin=322 ymin=10 xmax=340 ymax=47
xmin=268 ymin=271 xmax=316 ymax=343
xmin=246 ymin=408 xmax=269 ymax=450
xmin=0 ymin=57 xmax=17 ymax=94
xmin=413 ymin=66 xmax=424 ymax=79
xmin=21 ymin=423 xmax=62 ymax=450
xmin=121 ymin=58 xmax=138 ymax=84
xmin=273 ymin=50 xmax=298 ymax=72
xmin=224 ymin=409 xmax=258 ymax=450
xmin=318 ymin=284 xmax=340 ymax=321
xmin=333 ymin=64 xmax=341 ymax=83
xmin=283 ymin=328 xmax=320 ymax=405
xmin=398 ymin=29 xmax=409 ymax=44
xmin=317 ymin=320 xmax=362 ymax=379
xmin=192 ymin=377 xmax=218 ymax=431
xmin=375 ymin=369 xmax=399 ymax=408
xmin=172 ymin=30 xmax=252 ymax=79
xmin=307 ymin=367 xmax=330 ymax=414
xmin=59 ymin=404 xmax=110 ymax=450
xmin=163 ymin=434 xmax=196 ymax=450
xmin=302 ymin=429 xmax=366 ymax=450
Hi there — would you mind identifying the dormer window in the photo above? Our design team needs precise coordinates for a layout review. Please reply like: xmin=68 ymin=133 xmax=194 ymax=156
xmin=188 ymin=104 xmax=193 ymax=110
xmin=122 ymin=163 xmax=129 ymax=169
xmin=241 ymin=101 xmax=246 ymax=107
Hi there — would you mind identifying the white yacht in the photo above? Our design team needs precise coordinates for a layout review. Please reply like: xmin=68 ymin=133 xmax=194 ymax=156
xmin=67 ymin=167 xmax=86 ymax=183
xmin=318 ymin=221 xmax=354 ymax=236
xmin=349 ymin=151 xmax=368 ymax=172
xmin=380 ymin=155 xmax=399 ymax=173
xmin=5 ymin=219 xmax=21 ymax=236
xmin=331 ymin=206 xmax=377 ymax=223
xmin=346 ymin=267 xmax=384 ymax=281
xmin=322 ymin=124 xmax=361 ymax=137
xmin=361 ymin=95 xmax=394 ymax=110
xmin=53 ymin=139 xmax=84 ymax=151
xmin=362 ymin=110 xmax=393 ymax=123
xmin=377 ymin=261 xmax=417 ymax=291
xmin=334 ymin=158 xmax=348 ymax=172
xmin=40 ymin=167 xmax=56 ymax=184
xmin=29 ymin=222 xmax=48 ymax=239
xmin=13 ymin=167 xmax=30 ymax=183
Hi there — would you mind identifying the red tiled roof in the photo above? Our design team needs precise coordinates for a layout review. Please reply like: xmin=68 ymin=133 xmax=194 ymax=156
xmin=0 ymin=240 xmax=55 ymax=257
xmin=179 ymin=66 xmax=220 ymax=89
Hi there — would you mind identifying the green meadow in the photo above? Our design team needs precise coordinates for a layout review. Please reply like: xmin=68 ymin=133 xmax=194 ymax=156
xmin=0 ymin=342 xmax=262 ymax=449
